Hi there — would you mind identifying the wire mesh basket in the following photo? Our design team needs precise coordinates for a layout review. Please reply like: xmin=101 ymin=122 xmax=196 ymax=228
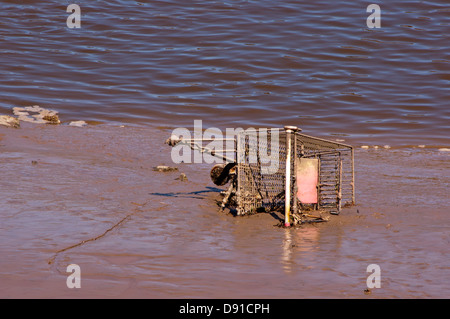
xmin=166 ymin=126 xmax=355 ymax=225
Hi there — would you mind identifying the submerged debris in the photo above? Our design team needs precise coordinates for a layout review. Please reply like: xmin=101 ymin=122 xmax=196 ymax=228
xmin=5 ymin=105 xmax=90 ymax=127
xmin=13 ymin=105 xmax=60 ymax=124
xmin=165 ymin=134 xmax=181 ymax=146
xmin=293 ymin=211 xmax=329 ymax=224
xmin=275 ymin=210 xmax=329 ymax=227
xmin=164 ymin=125 xmax=355 ymax=226
xmin=175 ymin=173 xmax=188 ymax=181
xmin=153 ymin=165 xmax=178 ymax=172
xmin=0 ymin=115 xmax=20 ymax=128
xmin=43 ymin=114 xmax=60 ymax=124
xmin=69 ymin=120 xmax=88 ymax=127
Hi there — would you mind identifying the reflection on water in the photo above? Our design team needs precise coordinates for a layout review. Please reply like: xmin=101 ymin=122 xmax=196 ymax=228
xmin=282 ymin=229 xmax=293 ymax=273
xmin=281 ymin=226 xmax=320 ymax=274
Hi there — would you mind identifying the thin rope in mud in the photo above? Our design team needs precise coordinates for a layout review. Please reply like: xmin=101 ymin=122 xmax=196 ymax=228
xmin=47 ymin=201 xmax=167 ymax=267
xmin=47 ymin=214 xmax=132 ymax=265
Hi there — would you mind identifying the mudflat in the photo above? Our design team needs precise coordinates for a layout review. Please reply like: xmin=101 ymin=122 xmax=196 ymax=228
xmin=0 ymin=123 xmax=448 ymax=298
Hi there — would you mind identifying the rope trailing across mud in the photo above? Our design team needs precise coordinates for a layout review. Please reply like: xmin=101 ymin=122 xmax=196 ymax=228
xmin=47 ymin=201 xmax=168 ymax=267
xmin=47 ymin=214 xmax=132 ymax=265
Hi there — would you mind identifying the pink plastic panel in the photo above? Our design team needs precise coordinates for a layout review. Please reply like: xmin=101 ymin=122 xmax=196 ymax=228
xmin=296 ymin=158 xmax=319 ymax=204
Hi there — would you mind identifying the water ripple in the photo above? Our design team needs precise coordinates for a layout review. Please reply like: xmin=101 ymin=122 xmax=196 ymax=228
xmin=0 ymin=0 xmax=449 ymax=145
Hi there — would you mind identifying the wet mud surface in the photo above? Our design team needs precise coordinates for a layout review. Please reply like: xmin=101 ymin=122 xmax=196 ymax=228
xmin=0 ymin=124 xmax=449 ymax=298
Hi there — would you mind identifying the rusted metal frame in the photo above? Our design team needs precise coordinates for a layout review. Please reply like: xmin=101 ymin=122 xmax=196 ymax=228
xmin=316 ymin=152 xmax=320 ymax=211
xmin=336 ymin=151 xmax=343 ymax=214
xmin=283 ymin=126 xmax=300 ymax=226
xmin=296 ymin=132 xmax=354 ymax=149
xmin=351 ymin=147 xmax=355 ymax=205
xmin=292 ymin=131 xmax=298 ymax=217
xmin=236 ymin=135 xmax=243 ymax=215
xmin=180 ymin=138 xmax=236 ymax=163
xmin=233 ymin=127 xmax=355 ymax=216
xmin=236 ymin=133 xmax=261 ymax=214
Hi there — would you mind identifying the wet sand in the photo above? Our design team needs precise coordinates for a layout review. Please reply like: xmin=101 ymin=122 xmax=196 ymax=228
xmin=0 ymin=123 xmax=449 ymax=298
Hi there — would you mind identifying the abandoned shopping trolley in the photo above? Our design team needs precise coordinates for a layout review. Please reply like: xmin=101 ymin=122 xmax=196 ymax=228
xmin=166 ymin=126 xmax=355 ymax=226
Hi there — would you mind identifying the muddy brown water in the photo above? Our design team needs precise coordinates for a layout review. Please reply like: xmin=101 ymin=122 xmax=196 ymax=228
xmin=0 ymin=123 xmax=448 ymax=298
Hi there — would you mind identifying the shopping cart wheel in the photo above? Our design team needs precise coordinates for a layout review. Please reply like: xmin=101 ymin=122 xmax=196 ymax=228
xmin=210 ymin=162 xmax=236 ymax=186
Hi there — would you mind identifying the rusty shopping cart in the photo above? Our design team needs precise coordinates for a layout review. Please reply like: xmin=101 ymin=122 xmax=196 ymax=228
xmin=166 ymin=126 xmax=355 ymax=226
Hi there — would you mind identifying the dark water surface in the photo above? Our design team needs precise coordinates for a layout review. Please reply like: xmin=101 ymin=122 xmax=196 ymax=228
xmin=1 ymin=0 xmax=449 ymax=145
